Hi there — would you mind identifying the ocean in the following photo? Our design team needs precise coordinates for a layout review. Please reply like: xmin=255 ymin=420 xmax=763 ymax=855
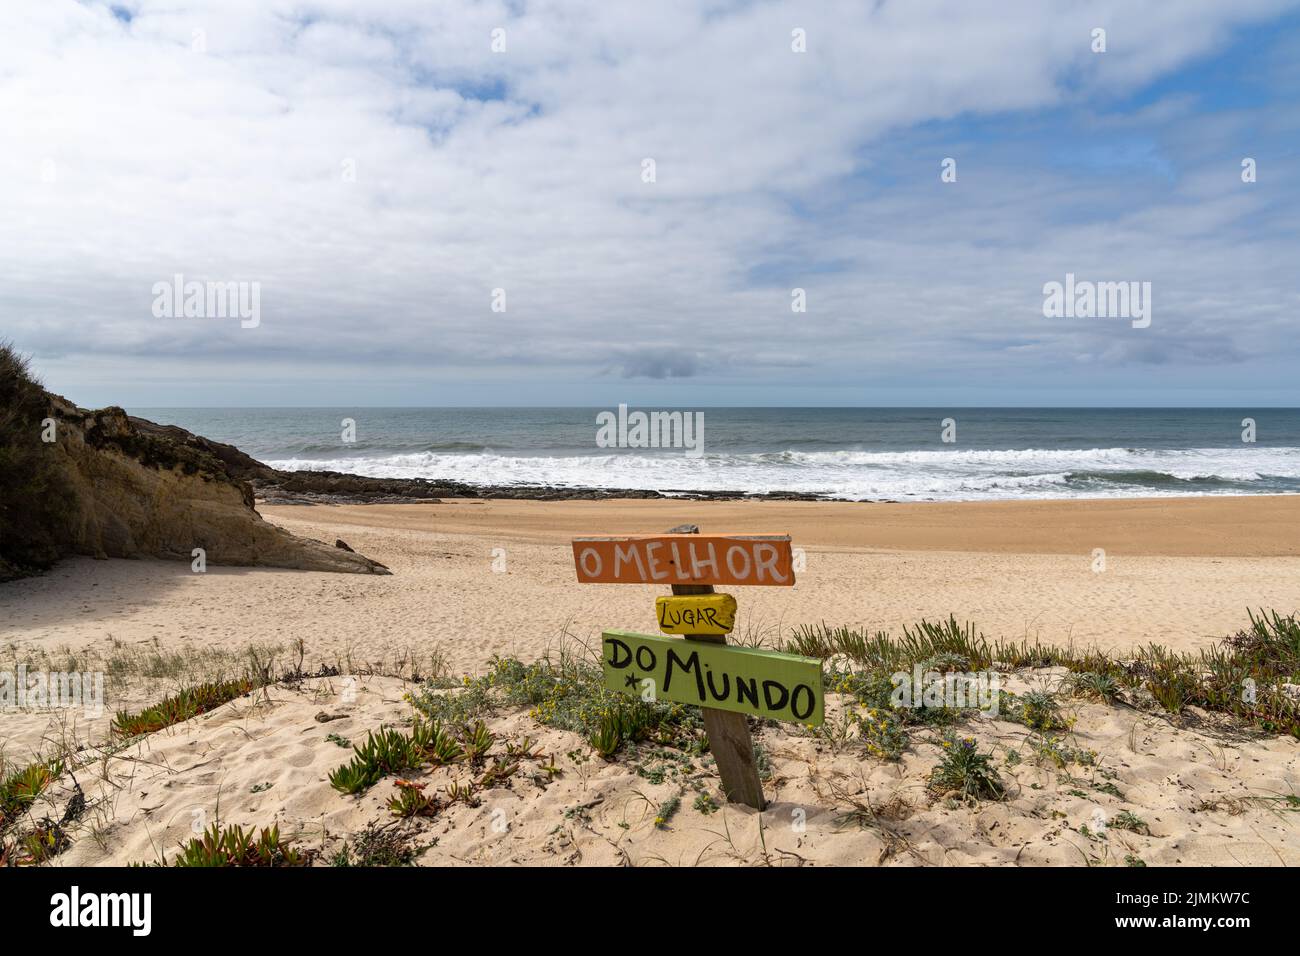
xmin=127 ymin=407 xmax=1300 ymax=502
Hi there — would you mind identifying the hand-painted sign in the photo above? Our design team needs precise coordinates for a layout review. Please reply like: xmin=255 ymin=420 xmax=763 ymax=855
xmin=602 ymin=629 xmax=824 ymax=726
xmin=655 ymin=593 xmax=737 ymax=635
xmin=572 ymin=534 xmax=794 ymax=587
xmin=574 ymin=528 xmax=812 ymax=809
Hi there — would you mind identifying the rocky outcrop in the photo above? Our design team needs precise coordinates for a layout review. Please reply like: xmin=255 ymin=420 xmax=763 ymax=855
xmin=249 ymin=470 xmax=828 ymax=504
xmin=127 ymin=414 xmax=279 ymax=483
xmin=1 ymin=376 xmax=389 ymax=578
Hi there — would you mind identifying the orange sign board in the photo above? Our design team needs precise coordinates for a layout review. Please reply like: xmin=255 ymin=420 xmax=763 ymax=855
xmin=572 ymin=534 xmax=794 ymax=587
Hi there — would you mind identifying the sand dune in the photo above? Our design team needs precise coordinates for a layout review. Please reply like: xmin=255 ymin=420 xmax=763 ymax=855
xmin=4 ymin=496 xmax=1299 ymax=866
xmin=32 ymin=672 xmax=1300 ymax=868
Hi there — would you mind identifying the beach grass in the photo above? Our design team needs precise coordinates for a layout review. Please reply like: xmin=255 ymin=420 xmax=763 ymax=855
xmin=111 ymin=677 xmax=258 ymax=738
xmin=408 ymin=650 xmax=705 ymax=759
xmin=0 ymin=755 xmax=73 ymax=865
xmin=0 ymin=757 xmax=63 ymax=834
xmin=11 ymin=607 xmax=1298 ymax=866
xmin=790 ymin=609 xmax=1300 ymax=739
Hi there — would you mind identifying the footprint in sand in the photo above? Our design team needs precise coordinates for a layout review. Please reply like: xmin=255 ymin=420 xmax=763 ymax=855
xmin=284 ymin=748 xmax=316 ymax=769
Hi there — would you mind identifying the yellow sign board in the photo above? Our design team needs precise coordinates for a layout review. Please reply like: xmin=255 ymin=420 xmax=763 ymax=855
xmin=655 ymin=593 xmax=737 ymax=635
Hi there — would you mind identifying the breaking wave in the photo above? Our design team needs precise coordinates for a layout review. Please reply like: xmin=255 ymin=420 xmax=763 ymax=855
xmin=265 ymin=445 xmax=1300 ymax=501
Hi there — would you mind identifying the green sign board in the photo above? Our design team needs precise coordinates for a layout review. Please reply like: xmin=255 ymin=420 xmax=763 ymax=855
xmin=601 ymin=629 xmax=824 ymax=726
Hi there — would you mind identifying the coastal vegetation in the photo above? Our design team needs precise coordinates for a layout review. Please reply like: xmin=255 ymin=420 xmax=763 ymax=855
xmin=0 ymin=342 xmax=74 ymax=580
xmin=790 ymin=610 xmax=1300 ymax=739
xmin=328 ymin=721 xmax=465 ymax=795
xmin=0 ymin=755 xmax=71 ymax=866
xmin=3 ymin=608 xmax=1298 ymax=865
xmin=142 ymin=823 xmax=309 ymax=867
xmin=111 ymin=677 xmax=259 ymax=738
xmin=409 ymin=653 xmax=706 ymax=760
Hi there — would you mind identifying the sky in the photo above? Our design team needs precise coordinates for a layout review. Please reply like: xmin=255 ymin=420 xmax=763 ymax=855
xmin=2 ymin=0 xmax=1298 ymax=407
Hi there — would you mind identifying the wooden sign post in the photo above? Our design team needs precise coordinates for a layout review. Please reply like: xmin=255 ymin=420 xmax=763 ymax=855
xmin=572 ymin=528 xmax=820 ymax=811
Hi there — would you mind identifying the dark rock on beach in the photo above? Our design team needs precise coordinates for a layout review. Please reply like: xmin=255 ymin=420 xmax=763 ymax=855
xmin=127 ymin=414 xmax=279 ymax=482
xmin=249 ymin=472 xmax=834 ymax=505
xmin=250 ymin=468 xmax=456 ymax=504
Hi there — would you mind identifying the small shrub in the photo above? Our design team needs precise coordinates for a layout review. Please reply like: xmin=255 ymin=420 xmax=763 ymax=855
xmin=1138 ymin=646 xmax=1200 ymax=715
xmin=692 ymin=792 xmax=718 ymax=815
xmin=928 ymin=736 xmax=1004 ymax=801
xmin=330 ymin=723 xmax=441 ymax=795
xmin=328 ymin=760 xmax=381 ymax=795
xmin=654 ymin=793 xmax=682 ymax=829
xmin=919 ymin=652 xmax=970 ymax=673
xmin=17 ymin=819 xmax=71 ymax=864
xmin=112 ymin=678 xmax=256 ymax=737
xmin=333 ymin=823 xmax=422 ymax=867
xmin=832 ymin=667 xmax=959 ymax=728
xmin=357 ymin=727 xmax=425 ymax=774
xmin=1067 ymin=671 xmax=1121 ymax=704
xmin=444 ymin=779 xmax=479 ymax=806
xmin=340 ymin=717 xmax=463 ymax=767
xmin=156 ymin=823 xmax=307 ymax=867
xmin=388 ymin=781 xmax=437 ymax=818
xmin=1110 ymin=810 xmax=1150 ymax=835
xmin=460 ymin=720 xmax=495 ymax=763
xmin=1005 ymin=690 xmax=1067 ymax=731
xmin=504 ymin=736 xmax=544 ymax=761
xmin=410 ymin=654 xmax=703 ymax=759
xmin=849 ymin=706 xmax=909 ymax=760
xmin=477 ymin=757 xmax=519 ymax=789
xmin=588 ymin=706 xmax=632 ymax=758
xmin=1027 ymin=733 xmax=1096 ymax=769
xmin=421 ymin=722 xmax=463 ymax=764
xmin=0 ymin=758 xmax=63 ymax=833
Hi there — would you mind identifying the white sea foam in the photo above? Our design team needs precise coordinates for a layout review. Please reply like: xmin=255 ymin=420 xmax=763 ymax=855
xmin=265 ymin=445 xmax=1300 ymax=501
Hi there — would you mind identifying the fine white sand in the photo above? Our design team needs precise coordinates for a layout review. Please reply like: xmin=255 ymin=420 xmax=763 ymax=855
xmin=36 ymin=673 xmax=1300 ymax=867
xmin=4 ymin=496 xmax=1300 ymax=866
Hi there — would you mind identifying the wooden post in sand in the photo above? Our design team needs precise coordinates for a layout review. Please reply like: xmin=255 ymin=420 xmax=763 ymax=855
xmin=572 ymin=525 xmax=816 ymax=812
xmin=663 ymin=524 xmax=764 ymax=809
xmin=672 ymin=577 xmax=767 ymax=809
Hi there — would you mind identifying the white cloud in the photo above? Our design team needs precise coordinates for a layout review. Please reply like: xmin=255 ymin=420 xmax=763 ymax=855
xmin=1 ymin=0 xmax=1297 ymax=404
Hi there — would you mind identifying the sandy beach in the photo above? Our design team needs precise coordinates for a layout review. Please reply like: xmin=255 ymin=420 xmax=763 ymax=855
xmin=10 ymin=0 xmax=1300 ymax=907
xmin=5 ymin=494 xmax=1300 ymax=868
xmin=7 ymin=495 xmax=1299 ymax=676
